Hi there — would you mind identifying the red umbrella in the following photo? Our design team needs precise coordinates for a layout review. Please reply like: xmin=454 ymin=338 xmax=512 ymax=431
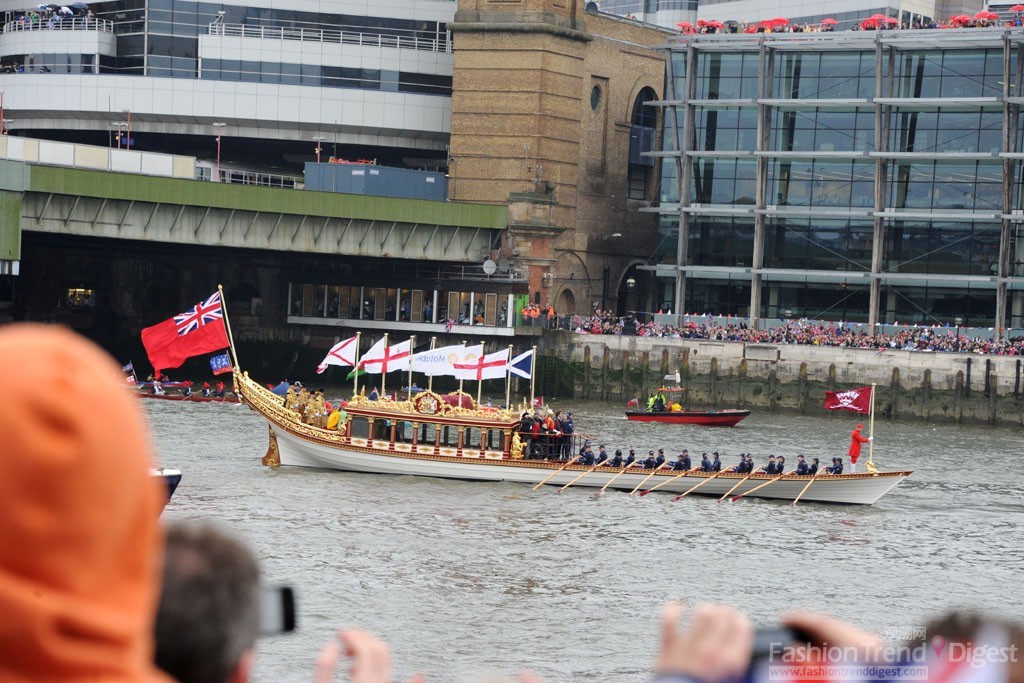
xmin=882 ymin=16 xmax=900 ymax=24
xmin=1012 ymin=4 xmax=1024 ymax=10
xmin=743 ymin=23 xmax=757 ymax=33
xmin=770 ymin=16 xmax=789 ymax=26
xmin=974 ymin=10 xmax=999 ymax=20
xmin=676 ymin=20 xmax=696 ymax=33
xmin=861 ymin=18 xmax=880 ymax=29
xmin=707 ymin=19 xmax=724 ymax=28
xmin=949 ymin=14 xmax=972 ymax=24
xmin=868 ymin=13 xmax=890 ymax=20
xmin=820 ymin=18 xmax=839 ymax=24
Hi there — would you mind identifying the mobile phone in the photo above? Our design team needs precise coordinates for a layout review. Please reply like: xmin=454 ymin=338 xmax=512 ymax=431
xmin=751 ymin=626 xmax=805 ymax=662
xmin=259 ymin=586 xmax=296 ymax=635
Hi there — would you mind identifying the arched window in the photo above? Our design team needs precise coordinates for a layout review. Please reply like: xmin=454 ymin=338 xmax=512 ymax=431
xmin=628 ymin=87 xmax=658 ymax=199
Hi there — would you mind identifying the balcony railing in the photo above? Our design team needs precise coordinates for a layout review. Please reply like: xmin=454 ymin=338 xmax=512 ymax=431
xmin=207 ymin=22 xmax=452 ymax=54
xmin=3 ymin=17 xmax=114 ymax=34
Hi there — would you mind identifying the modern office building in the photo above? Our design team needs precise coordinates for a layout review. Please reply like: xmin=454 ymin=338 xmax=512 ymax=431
xmin=650 ymin=27 xmax=1024 ymax=335
xmin=0 ymin=0 xmax=455 ymax=174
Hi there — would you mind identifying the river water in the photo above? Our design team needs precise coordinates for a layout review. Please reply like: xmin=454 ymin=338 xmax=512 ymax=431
xmin=150 ymin=398 xmax=1024 ymax=682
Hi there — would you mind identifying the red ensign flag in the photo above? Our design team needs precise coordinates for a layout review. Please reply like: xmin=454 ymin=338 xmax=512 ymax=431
xmin=823 ymin=386 xmax=872 ymax=413
xmin=141 ymin=291 xmax=229 ymax=373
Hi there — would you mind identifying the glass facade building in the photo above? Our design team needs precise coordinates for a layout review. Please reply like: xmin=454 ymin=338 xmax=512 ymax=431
xmin=650 ymin=29 xmax=1024 ymax=334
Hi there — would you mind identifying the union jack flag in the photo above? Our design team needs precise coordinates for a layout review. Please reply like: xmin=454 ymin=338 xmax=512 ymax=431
xmin=174 ymin=291 xmax=224 ymax=336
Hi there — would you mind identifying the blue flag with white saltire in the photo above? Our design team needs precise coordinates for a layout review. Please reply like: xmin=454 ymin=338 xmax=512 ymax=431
xmin=508 ymin=349 xmax=533 ymax=379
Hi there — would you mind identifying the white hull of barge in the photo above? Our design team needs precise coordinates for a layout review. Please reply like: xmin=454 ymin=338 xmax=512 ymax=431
xmin=271 ymin=426 xmax=908 ymax=505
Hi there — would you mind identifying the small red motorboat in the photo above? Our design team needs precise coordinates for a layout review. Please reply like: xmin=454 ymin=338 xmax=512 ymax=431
xmin=624 ymin=408 xmax=750 ymax=427
xmin=626 ymin=386 xmax=749 ymax=426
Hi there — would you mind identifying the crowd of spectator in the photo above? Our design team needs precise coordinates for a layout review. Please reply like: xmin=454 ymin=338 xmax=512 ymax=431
xmin=571 ymin=312 xmax=1024 ymax=356
xmin=680 ymin=11 xmax=1022 ymax=35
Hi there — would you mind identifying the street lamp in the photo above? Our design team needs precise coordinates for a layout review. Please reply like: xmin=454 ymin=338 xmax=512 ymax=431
xmin=313 ymin=135 xmax=326 ymax=163
xmin=954 ymin=316 xmax=963 ymax=349
xmin=112 ymin=121 xmax=127 ymax=149
xmin=212 ymin=122 xmax=227 ymax=182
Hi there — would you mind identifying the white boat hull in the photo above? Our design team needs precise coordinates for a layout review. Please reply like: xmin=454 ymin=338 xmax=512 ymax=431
xmin=271 ymin=426 xmax=908 ymax=505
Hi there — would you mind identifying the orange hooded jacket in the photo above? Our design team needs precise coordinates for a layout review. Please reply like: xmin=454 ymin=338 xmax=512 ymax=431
xmin=0 ymin=324 xmax=171 ymax=683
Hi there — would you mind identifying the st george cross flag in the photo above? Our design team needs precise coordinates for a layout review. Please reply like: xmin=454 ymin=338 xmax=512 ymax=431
xmin=453 ymin=348 xmax=510 ymax=381
xmin=316 ymin=335 xmax=358 ymax=374
xmin=358 ymin=338 xmax=412 ymax=374
xmin=209 ymin=352 xmax=232 ymax=376
xmin=141 ymin=291 xmax=229 ymax=373
xmin=824 ymin=386 xmax=872 ymax=413
xmin=507 ymin=349 xmax=534 ymax=379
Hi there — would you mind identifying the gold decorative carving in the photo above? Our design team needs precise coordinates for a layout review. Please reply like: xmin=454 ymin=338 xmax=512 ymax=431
xmin=261 ymin=426 xmax=280 ymax=467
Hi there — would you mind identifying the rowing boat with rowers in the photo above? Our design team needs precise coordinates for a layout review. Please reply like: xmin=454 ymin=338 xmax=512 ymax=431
xmin=134 ymin=390 xmax=241 ymax=404
xmin=235 ymin=372 xmax=910 ymax=505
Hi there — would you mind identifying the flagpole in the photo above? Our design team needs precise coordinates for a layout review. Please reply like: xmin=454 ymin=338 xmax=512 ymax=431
xmin=477 ymin=342 xmax=486 ymax=407
xmin=457 ymin=341 xmax=467 ymax=398
xmin=353 ymin=331 xmax=362 ymax=397
xmin=427 ymin=336 xmax=437 ymax=394
xmin=380 ymin=333 xmax=389 ymax=398
xmin=505 ymin=344 xmax=514 ymax=409
xmin=868 ymin=382 xmax=876 ymax=467
xmin=217 ymin=284 xmax=240 ymax=370
xmin=407 ymin=335 xmax=416 ymax=400
xmin=529 ymin=345 xmax=537 ymax=407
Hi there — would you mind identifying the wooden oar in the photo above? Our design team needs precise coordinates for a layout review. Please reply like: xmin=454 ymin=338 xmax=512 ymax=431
xmin=558 ymin=463 xmax=603 ymax=493
xmin=629 ymin=462 xmax=671 ymax=496
xmin=639 ymin=466 xmax=700 ymax=496
xmin=530 ymin=456 xmax=581 ymax=491
xmin=596 ymin=463 xmax=633 ymax=496
xmin=671 ymin=469 xmax=726 ymax=501
xmin=730 ymin=472 xmax=796 ymax=502
xmin=790 ymin=468 xmax=826 ymax=508
xmin=717 ymin=469 xmax=754 ymax=502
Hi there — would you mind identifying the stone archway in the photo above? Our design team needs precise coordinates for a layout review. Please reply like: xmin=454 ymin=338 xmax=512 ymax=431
xmin=556 ymin=288 xmax=577 ymax=315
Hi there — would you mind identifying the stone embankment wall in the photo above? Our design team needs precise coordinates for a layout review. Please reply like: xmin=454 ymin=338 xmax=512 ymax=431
xmin=540 ymin=333 xmax=1024 ymax=427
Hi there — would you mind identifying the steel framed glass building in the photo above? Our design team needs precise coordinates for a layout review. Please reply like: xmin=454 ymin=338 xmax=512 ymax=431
xmin=649 ymin=28 xmax=1024 ymax=334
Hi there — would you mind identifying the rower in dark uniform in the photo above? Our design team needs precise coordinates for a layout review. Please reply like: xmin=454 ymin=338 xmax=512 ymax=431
xmin=625 ymin=449 xmax=636 ymax=467
xmin=609 ymin=449 xmax=623 ymax=468
xmin=596 ymin=445 xmax=608 ymax=465
xmin=776 ymin=455 xmax=786 ymax=474
xmin=761 ymin=455 xmax=777 ymax=474
xmin=735 ymin=454 xmax=747 ymax=473
xmin=642 ymin=451 xmax=657 ymax=469
xmin=655 ymin=449 xmax=666 ymax=468
xmin=711 ymin=452 xmax=722 ymax=472
xmin=795 ymin=455 xmax=809 ymax=475
xmin=831 ymin=457 xmax=844 ymax=474
xmin=580 ymin=446 xmax=595 ymax=466
xmin=700 ymin=453 xmax=712 ymax=472
xmin=680 ymin=449 xmax=692 ymax=470
xmin=671 ymin=453 xmax=688 ymax=470
xmin=808 ymin=457 xmax=819 ymax=475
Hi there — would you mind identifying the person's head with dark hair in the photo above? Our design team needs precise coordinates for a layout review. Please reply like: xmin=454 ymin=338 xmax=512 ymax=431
xmin=155 ymin=523 xmax=261 ymax=683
